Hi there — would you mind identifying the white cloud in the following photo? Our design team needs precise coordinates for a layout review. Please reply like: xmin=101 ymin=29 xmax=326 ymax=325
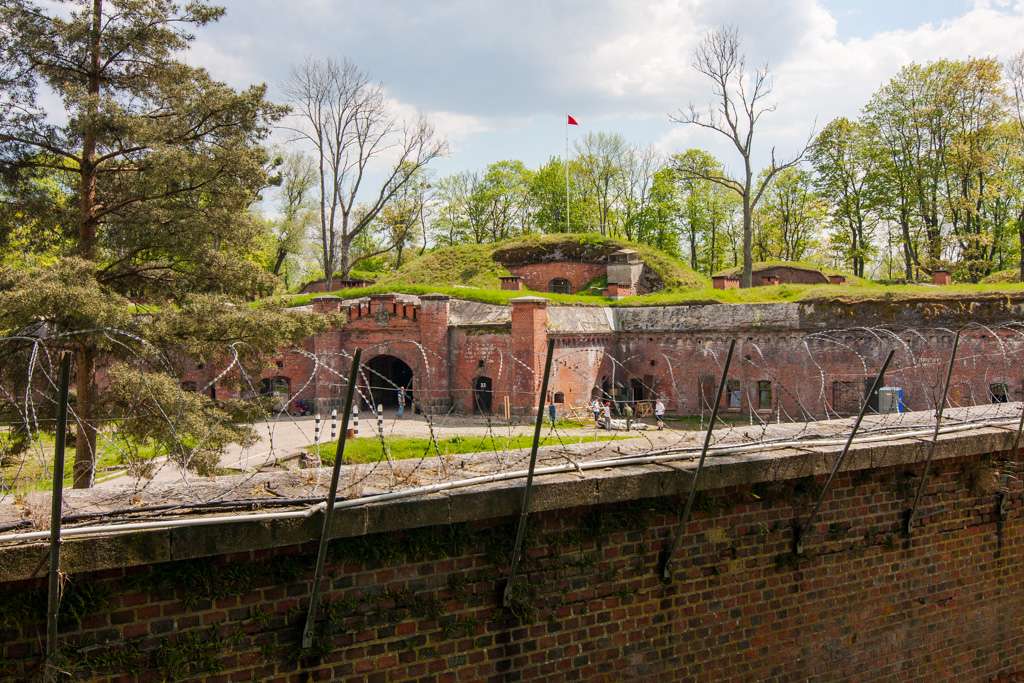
xmin=187 ymin=0 xmax=1024 ymax=173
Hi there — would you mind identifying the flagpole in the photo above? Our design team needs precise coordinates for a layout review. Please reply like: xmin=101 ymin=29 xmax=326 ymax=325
xmin=565 ymin=117 xmax=569 ymax=232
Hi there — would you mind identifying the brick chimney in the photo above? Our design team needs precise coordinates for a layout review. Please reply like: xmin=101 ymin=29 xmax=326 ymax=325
xmin=712 ymin=275 xmax=740 ymax=290
xmin=311 ymin=295 xmax=344 ymax=315
xmin=500 ymin=275 xmax=524 ymax=291
xmin=828 ymin=275 xmax=846 ymax=285
xmin=932 ymin=269 xmax=951 ymax=286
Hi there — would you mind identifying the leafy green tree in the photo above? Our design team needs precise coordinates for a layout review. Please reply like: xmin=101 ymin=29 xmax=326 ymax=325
xmin=671 ymin=150 xmax=737 ymax=274
xmin=753 ymin=167 xmax=826 ymax=262
xmin=0 ymin=0 xmax=326 ymax=487
xmin=473 ymin=160 xmax=533 ymax=242
xmin=811 ymin=118 xmax=882 ymax=276
xmin=643 ymin=167 xmax=683 ymax=257
xmin=527 ymin=157 xmax=592 ymax=234
xmin=574 ymin=132 xmax=626 ymax=236
xmin=267 ymin=149 xmax=316 ymax=284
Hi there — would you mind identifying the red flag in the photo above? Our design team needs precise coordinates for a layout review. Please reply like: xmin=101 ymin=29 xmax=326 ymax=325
xmin=567 ymin=114 xmax=579 ymax=126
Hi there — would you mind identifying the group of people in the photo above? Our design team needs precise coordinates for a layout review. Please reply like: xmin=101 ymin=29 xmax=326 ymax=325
xmin=589 ymin=398 xmax=666 ymax=431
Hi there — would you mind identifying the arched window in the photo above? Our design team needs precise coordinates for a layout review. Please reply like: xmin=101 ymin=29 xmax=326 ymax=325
xmin=548 ymin=278 xmax=572 ymax=294
xmin=757 ymin=381 xmax=772 ymax=409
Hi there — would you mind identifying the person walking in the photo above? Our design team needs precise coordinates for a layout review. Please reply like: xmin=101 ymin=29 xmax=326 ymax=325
xmin=548 ymin=400 xmax=557 ymax=426
xmin=654 ymin=398 xmax=666 ymax=430
xmin=623 ymin=401 xmax=634 ymax=431
xmin=602 ymin=401 xmax=612 ymax=430
xmin=590 ymin=398 xmax=602 ymax=426
xmin=397 ymin=385 xmax=406 ymax=418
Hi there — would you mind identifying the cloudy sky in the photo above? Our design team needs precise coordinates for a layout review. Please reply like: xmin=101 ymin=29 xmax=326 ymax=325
xmin=188 ymin=0 xmax=1024 ymax=180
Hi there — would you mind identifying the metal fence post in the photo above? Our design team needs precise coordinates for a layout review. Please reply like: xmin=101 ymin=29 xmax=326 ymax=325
xmin=904 ymin=330 xmax=960 ymax=537
xmin=302 ymin=348 xmax=362 ymax=650
xmin=793 ymin=349 xmax=894 ymax=555
xmin=503 ymin=338 xmax=556 ymax=607
xmin=45 ymin=352 xmax=72 ymax=678
xmin=660 ymin=339 xmax=735 ymax=581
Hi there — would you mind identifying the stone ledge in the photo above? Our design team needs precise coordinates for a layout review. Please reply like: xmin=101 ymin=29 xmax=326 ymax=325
xmin=0 ymin=424 xmax=1014 ymax=583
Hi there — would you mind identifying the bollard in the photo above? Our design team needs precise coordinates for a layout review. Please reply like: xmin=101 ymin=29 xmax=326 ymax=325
xmin=330 ymin=408 xmax=337 ymax=440
xmin=347 ymin=405 xmax=359 ymax=439
xmin=376 ymin=403 xmax=384 ymax=438
xmin=314 ymin=413 xmax=321 ymax=460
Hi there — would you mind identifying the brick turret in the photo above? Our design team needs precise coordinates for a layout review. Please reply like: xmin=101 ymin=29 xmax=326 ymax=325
xmin=417 ymin=294 xmax=451 ymax=411
xmin=510 ymin=296 xmax=549 ymax=414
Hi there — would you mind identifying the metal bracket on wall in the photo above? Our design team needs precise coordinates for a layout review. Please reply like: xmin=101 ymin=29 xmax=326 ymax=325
xmin=659 ymin=339 xmax=736 ymax=582
xmin=793 ymin=349 xmax=895 ymax=556
xmin=302 ymin=348 xmax=362 ymax=650
xmin=503 ymin=338 xmax=556 ymax=608
xmin=903 ymin=331 xmax=960 ymax=538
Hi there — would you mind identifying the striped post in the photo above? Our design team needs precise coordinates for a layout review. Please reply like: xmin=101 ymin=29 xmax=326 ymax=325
xmin=376 ymin=404 xmax=384 ymax=438
xmin=330 ymin=408 xmax=337 ymax=441
xmin=314 ymin=413 xmax=321 ymax=459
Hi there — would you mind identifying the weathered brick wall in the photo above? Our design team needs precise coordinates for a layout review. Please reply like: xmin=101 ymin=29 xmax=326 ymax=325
xmin=2 ymin=445 xmax=1023 ymax=682
xmin=507 ymin=262 xmax=606 ymax=295
xmin=449 ymin=327 xmax=513 ymax=414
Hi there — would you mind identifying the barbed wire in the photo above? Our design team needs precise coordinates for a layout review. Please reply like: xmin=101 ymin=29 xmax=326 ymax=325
xmin=1 ymin=320 xmax=1023 ymax=539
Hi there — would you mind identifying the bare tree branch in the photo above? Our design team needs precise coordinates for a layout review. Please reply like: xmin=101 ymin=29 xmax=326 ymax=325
xmin=669 ymin=25 xmax=814 ymax=287
xmin=282 ymin=58 xmax=447 ymax=285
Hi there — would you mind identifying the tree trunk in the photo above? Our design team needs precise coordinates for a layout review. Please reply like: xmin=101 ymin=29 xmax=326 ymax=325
xmin=72 ymin=345 xmax=98 ymax=488
xmin=899 ymin=204 xmax=914 ymax=281
xmin=338 ymin=235 xmax=351 ymax=280
xmin=272 ymin=247 xmax=287 ymax=276
xmin=741 ymin=195 xmax=753 ymax=288
xmin=72 ymin=0 xmax=102 ymax=488
xmin=1018 ymin=221 xmax=1024 ymax=284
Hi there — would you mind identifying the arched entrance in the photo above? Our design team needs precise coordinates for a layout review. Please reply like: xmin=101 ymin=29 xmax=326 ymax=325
xmin=365 ymin=355 xmax=414 ymax=409
xmin=473 ymin=376 xmax=493 ymax=414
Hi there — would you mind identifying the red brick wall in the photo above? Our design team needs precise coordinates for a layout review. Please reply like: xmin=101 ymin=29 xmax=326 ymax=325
xmin=449 ymin=328 xmax=514 ymax=414
xmin=3 ymin=452 xmax=1023 ymax=681
xmin=507 ymin=262 xmax=606 ymax=294
xmin=510 ymin=298 xmax=549 ymax=412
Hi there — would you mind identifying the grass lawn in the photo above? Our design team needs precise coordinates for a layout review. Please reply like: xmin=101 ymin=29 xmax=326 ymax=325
xmin=1 ymin=430 xmax=161 ymax=494
xmin=309 ymin=432 xmax=621 ymax=465
xmin=275 ymin=279 xmax=1024 ymax=311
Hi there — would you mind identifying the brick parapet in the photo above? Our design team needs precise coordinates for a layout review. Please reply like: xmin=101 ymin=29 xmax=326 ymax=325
xmin=1 ymin=426 xmax=1023 ymax=681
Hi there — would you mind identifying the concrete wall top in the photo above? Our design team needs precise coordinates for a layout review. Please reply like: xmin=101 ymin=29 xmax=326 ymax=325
xmin=448 ymin=299 xmax=510 ymax=326
xmin=547 ymin=306 xmax=617 ymax=333
xmin=612 ymin=302 xmax=801 ymax=332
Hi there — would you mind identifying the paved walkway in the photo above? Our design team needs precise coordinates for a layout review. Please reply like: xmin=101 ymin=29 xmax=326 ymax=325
xmin=141 ymin=411 xmax=629 ymax=485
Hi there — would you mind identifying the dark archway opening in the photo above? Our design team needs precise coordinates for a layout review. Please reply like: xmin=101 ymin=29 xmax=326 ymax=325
xmin=548 ymin=277 xmax=572 ymax=294
xmin=365 ymin=355 xmax=413 ymax=409
xmin=629 ymin=378 xmax=646 ymax=402
xmin=473 ymin=376 xmax=493 ymax=414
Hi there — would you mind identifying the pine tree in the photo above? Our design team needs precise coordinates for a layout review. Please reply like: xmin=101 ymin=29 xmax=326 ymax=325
xmin=0 ymin=0 xmax=326 ymax=487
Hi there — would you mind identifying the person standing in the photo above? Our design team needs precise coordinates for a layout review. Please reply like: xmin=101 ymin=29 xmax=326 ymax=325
xmin=397 ymin=385 xmax=406 ymax=418
xmin=654 ymin=398 xmax=666 ymax=430
xmin=623 ymin=401 xmax=634 ymax=431
xmin=590 ymin=398 xmax=602 ymax=426
xmin=603 ymin=401 xmax=612 ymax=430
xmin=548 ymin=400 xmax=557 ymax=426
